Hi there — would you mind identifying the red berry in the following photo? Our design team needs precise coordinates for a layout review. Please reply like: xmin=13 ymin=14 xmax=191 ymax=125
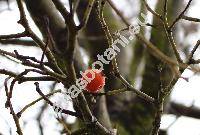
xmin=82 ymin=69 xmax=105 ymax=93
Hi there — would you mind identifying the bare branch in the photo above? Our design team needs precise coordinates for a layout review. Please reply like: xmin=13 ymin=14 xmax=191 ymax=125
xmin=4 ymin=78 xmax=23 ymax=135
xmin=188 ymin=40 xmax=200 ymax=63
xmin=96 ymin=1 xmax=155 ymax=103
xmin=182 ymin=15 xmax=200 ymax=22
xmin=17 ymin=89 xmax=61 ymax=118
xmin=168 ymin=102 xmax=200 ymax=119
xmin=107 ymin=0 xmax=130 ymax=26
xmin=163 ymin=22 xmax=183 ymax=64
xmin=16 ymin=0 xmax=65 ymax=75
xmin=0 ymin=31 xmax=27 ymax=39
xmin=170 ymin=0 xmax=193 ymax=29
xmin=141 ymin=0 xmax=162 ymax=19
xmin=163 ymin=0 xmax=168 ymax=18
xmin=34 ymin=82 xmax=80 ymax=117
xmin=0 ymin=39 xmax=36 ymax=46
xmin=78 ymin=0 xmax=95 ymax=29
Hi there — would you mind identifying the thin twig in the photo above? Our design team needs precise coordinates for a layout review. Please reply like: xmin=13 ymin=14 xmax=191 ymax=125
xmin=4 ymin=78 xmax=23 ymax=135
xmin=182 ymin=15 xmax=200 ymax=22
xmin=106 ymin=0 xmax=130 ymax=26
xmin=69 ymin=0 xmax=73 ymax=13
xmin=188 ymin=40 xmax=200 ymax=62
xmin=106 ymin=0 xmax=186 ymax=69
xmin=163 ymin=22 xmax=183 ymax=64
xmin=17 ymin=89 xmax=61 ymax=118
xmin=0 ymin=39 xmax=36 ymax=46
xmin=163 ymin=0 xmax=168 ymax=18
xmin=16 ymin=0 xmax=65 ymax=75
xmin=141 ymin=0 xmax=162 ymax=19
xmin=169 ymin=0 xmax=193 ymax=29
xmin=114 ymin=72 xmax=154 ymax=103
xmin=78 ymin=0 xmax=95 ymax=29
xmin=57 ymin=117 xmax=72 ymax=134
xmin=0 ymin=69 xmax=57 ymax=82
xmin=0 ymin=31 xmax=27 ymax=39
xmin=151 ymin=67 xmax=164 ymax=135
xmin=36 ymin=82 xmax=57 ymax=135
xmin=96 ymin=1 xmax=155 ymax=103
xmin=90 ymin=88 xmax=127 ymax=96
xmin=51 ymin=0 xmax=70 ymax=21
xmin=34 ymin=82 xmax=80 ymax=117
